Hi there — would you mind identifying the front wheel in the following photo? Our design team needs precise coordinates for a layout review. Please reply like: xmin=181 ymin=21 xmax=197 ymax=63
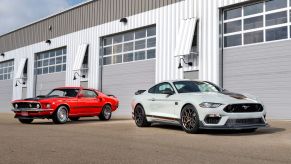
xmin=18 ymin=118 xmax=33 ymax=124
xmin=99 ymin=105 xmax=112 ymax=121
xmin=52 ymin=106 xmax=69 ymax=124
xmin=134 ymin=105 xmax=151 ymax=127
xmin=180 ymin=104 xmax=200 ymax=134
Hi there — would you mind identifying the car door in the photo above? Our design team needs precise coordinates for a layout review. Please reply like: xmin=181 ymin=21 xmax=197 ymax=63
xmin=78 ymin=89 xmax=102 ymax=115
xmin=149 ymin=82 xmax=177 ymax=119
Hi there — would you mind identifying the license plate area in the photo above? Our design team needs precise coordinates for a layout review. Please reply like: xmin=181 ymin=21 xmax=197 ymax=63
xmin=21 ymin=112 xmax=29 ymax=116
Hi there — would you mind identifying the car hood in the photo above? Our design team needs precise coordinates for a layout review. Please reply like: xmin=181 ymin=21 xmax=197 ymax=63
xmin=13 ymin=96 xmax=72 ymax=103
xmin=181 ymin=91 xmax=260 ymax=104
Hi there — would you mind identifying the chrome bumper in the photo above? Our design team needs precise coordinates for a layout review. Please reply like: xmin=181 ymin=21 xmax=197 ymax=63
xmin=11 ymin=108 xmax=54 ymax=112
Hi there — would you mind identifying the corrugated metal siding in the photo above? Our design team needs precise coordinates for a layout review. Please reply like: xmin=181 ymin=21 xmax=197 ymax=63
xmin=0 ymin=0 xmax=183 ymax=53
xmin=223 ymin=41 xmax=291 ymax=119
xmin=0 ymin=80 xmax=13 ymax=112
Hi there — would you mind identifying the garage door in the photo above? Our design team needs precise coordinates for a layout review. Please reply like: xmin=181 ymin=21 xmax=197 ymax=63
xmin=0 ymin=80 xmax=13 ymax=112
xmin=35 ymin=47 xmax=67 ymax=96
xmin=223 ymin=41 xmax=291 ymax=119
xmin=102 ymin=60 xmax=156 ymax=117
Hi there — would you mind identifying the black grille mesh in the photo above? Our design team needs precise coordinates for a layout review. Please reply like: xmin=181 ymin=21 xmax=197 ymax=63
xmin=226 ymin=118 xmax=265 ymax=126
xmin=13 ymin=102 xmax=40 ymax=109
xmin=224 ymin=104 xmax=263 ymax=113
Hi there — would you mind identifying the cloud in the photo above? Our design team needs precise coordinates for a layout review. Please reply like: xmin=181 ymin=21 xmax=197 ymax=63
xmin=0 ymin=0 xmax=71 ymax=35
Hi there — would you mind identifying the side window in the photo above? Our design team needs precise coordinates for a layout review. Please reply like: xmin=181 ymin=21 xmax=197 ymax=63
xmin=156 ymin=83 xmax=174 ymax=94
xmin=80 ymin=90 xmax=97 ymax=98
xmin=148 ymin=86 xmax=156 ymax=94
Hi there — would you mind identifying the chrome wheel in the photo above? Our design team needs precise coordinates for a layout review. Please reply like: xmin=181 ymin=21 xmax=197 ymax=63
xmin=57 ymin=107 xmax=68 ymax=123
xmin=181 ymin=106 xmax=198 ymax=132
xmin=103 ymin=105 xmax=112 ymax=120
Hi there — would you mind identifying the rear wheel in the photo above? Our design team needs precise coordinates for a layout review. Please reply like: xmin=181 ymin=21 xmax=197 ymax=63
xmin=134 ymin=105 xmax=151 ymax=127
xmin=180 ymin=104 xmax=200 ymax=134
xmin=18 ymin=118 xmax=33 ymax=124
xmin=52 ymin=106 xmax=69 ymax=124
xmin=99 ymin=105 xmax=112 ymax=121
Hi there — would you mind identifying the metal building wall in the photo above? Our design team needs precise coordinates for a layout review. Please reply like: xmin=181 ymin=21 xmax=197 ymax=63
xmin=0 ymin=0 xmax=184 ymax=53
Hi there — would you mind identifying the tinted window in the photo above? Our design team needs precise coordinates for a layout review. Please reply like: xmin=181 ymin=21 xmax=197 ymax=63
xmin=244 ymin=16 xmax=263 ymax=30
xmin=224 ymin=8 xmax=242 ymax=20
xmin=266 ymin=0 xmax=287 ymax=11
xmin=224 ymin=34 xmax=242 ymax=47
xmin=224 ymin=20 xmax=242 ymax=33
xmin=47 ymin=89 xmax=79 ymax=97
xmin=244 ymin=31 xmax=264 ymax=45
xmin=156 ymin=83 xmax=174 ymax=94
xmin=244 ymin=2 xmax=263 ymax=16
xmin=173 ymin=81 xmax=220 ymax=93
xmin=148 ymin=86 xmax=156 ymax=93
xmin=266 ymin=26 xmax=288 ymax=41
xmin=266 ymin=11 xmax=287 ymax=26
xmin=80 ymin=90 xmax=97 ymax=98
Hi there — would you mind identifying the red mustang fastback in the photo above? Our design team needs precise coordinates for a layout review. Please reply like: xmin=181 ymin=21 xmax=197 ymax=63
xmin=11 ymin=87 xmax=119 ymax=124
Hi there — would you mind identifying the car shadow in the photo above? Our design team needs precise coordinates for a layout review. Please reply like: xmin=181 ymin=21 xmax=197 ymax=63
xmin=150 ymin=123 xmax=286 ymax=136
xmin=30 ymin=118 xmax=131 ymax=125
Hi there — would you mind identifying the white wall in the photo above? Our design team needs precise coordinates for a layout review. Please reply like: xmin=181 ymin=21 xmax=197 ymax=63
xmin=0 ymin=0 xmax=252 ymax=101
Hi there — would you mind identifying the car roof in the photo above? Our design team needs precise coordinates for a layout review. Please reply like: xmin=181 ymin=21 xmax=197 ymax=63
xmin=54 ymin=86 xmax=97 ymax=91
xmin=160 ymin=79 xmax=206 ymax=83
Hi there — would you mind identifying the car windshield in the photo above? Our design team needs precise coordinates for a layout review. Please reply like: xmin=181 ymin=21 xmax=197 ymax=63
xmin=173 ymin=81 xmax=221 ymax=93
xmin=47 ymin=89 xmax=79 ymax=97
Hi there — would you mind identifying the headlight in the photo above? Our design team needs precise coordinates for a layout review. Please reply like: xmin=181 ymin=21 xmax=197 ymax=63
xmin=46 ymin=104 xmax=51 ymax=109
xmin=15 ymin=104 xmax=18 ymax=109
xmin=36 ymin=104 xmax=41 ymax=109
xmin=199 ymin=102 xmax=222 ymax=108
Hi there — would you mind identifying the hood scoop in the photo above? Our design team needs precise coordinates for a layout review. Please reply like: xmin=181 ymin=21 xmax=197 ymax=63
xmin=221 ymin=91 xmax=247 ymax=100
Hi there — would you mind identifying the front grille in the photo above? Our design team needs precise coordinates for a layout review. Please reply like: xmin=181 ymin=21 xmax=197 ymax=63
xmin=13 ymin=102 xmax=40 ymax=109
xmin=225 ymin=118 xmax=265 ymax=127
xmin=224 ymin=104 xmax=263 ymax=113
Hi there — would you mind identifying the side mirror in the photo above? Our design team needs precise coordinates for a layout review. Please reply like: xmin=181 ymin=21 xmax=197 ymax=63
xmin=161 ymin=90 xmax=174 ymax=95
xmin=78 ymin=94 xmax=84 ymax=98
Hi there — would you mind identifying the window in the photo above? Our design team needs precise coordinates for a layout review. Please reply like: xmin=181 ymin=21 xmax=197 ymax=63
xmin=0 ymin=60 xmax=14 ymax=81
xmin=244 ymin=31 xmax=264 ymax=44
xmin=266 ymin=0 xmax=287 ymax=11
xmin=35 ymin=47 xmax=66 ymax=75
xmin=224 ymin=34 xmax=242 ymax=47
xmin=47 ymin=89 xmax=79 ymax=97
xmin=224 ymin=8 xmax=242 ymax=20
xmin=102 ymin=26 xmax=156 ymax=65
xmin=266 ymin=26 xmax=288 ymax=41
xmin=223 ymin=0 xmax=291 ymax=48
xmin=266 ymin=11 xmax=287 ymax=26
xmin=244 ymin=2 xmax=264 ymax=16
xmin=80 ymin=90 xmax=97 ymax=98
xmin=244 ymin=16 xmax=263 ymax=30
xmin=224 ymin=20 xmax=242 ymax=33
xmin=155 ymin=83 xmax=174 ymax=94
xmin=173 ymin=81 xmax=220 ymax=93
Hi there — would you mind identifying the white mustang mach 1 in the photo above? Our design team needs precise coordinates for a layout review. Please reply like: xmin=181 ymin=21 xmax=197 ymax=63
xmin=131 ymin=80 xmax=268 ymax=134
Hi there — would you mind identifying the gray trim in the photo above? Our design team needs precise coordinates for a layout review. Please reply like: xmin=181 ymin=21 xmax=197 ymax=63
xmin=0 ymin=0 xmax=184 ymax=53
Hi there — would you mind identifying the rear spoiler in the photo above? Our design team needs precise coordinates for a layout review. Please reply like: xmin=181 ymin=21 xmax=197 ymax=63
xmin=135 ymin=90 xmax=146 ymax=95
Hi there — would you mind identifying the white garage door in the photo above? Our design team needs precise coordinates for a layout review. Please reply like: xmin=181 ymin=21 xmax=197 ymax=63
xmin=223 ymin=41 xmax=291 ymax=119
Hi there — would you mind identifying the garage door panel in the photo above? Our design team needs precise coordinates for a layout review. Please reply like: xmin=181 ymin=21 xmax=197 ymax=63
xmin=0 ymin=80 xmax=13 ymax=112
xmin=102 ymin=60 xmax=155 ymax=117
xmin=223 ymin=40 xmax=291 ymax=119
xmin=36 ymin=72 xmax=66 ymax=96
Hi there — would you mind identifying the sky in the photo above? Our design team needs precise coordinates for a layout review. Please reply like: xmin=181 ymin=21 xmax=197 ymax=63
xmin=0 ymin=0 xmax=87 ymax=35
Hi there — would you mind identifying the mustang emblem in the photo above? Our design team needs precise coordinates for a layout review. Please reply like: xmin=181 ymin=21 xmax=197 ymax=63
xmin=242 ymin=105 xmax=250 ymax=110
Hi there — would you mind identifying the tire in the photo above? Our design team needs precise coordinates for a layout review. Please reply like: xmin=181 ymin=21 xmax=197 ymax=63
xmin=180 ymin=104 xmax=200 ymax=134
xmin=99 ymin=104 xmax=112 ymax=121
xmin=18 ymin=118 xmax=33 ymax=124
xmin=52 ymin=106 xmax=69 ymax=124
xmin=134 ymin=105 xmax=151 ymax=127
xmin=69 ymin=117 xmax=80 ymax=121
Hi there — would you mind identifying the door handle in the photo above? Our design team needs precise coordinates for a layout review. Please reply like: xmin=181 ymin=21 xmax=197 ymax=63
xmin=151 ymin=98 xmax=156 ymax=101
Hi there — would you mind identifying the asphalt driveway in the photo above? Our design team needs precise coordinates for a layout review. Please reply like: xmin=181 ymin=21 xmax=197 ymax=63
xmin=0 ymin=113 xmax=290 ymax=164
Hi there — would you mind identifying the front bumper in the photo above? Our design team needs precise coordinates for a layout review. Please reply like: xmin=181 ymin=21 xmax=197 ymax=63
xmin=200 ymin=120 xmax=269 ymax=130
xmin=12 ymin=108 xmax=55 ymax=119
